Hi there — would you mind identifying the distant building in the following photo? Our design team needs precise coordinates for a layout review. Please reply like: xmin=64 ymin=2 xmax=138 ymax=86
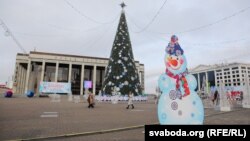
xmin=189 ymin=63 xmax=250 ymax=91
xmin=13 ymin=51 xmax=144 ymax=95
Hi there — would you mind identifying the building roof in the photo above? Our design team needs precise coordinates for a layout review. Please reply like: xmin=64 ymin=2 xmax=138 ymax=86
xmin=190 ymin=62 xmax=250 ymax=73
xmin=17 ymin=51 xmax=144 ymax=66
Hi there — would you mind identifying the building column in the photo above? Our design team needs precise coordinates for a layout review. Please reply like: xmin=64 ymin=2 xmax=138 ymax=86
xmin=230 ymin=68 xmax=233 ymax=86
xmin=247 ymin=68 xmax=250 ymax=86
xmin=20 ymin=67 xmax=27 ymax=94
xmin=24 ymin=60 xmax=31 ymax=93
xmin=139 ymin=71 xmax=142 ymax=83
xmin=137 ymin=68 xmax=140 ymax=81
xmin=238 ymin=66 xmax=243 ymax=86
xmin=221 ymin=69 xmax=224 ymax=86
xmin=80 ymin=64 xmax=85 ymax=95
xmin=21 ymin=65 xmax=25 ymax=94
xmin=55 ymin=61 xmax=59 ymax=82
xmin=93 ymin=65 xmax=97 ymax=95
xmin=40 ymin=60 xmax=45 ymax=82
xmin=15 ymin=64 xmax=18 ymax=94
xmin=197 ymin=73 xmax=200 ymax=91
xmin=214 ymin=70 xmax=218 ymax=87
xmin=104 ymin=66 xmax=107 ymax=74
xmin=205 ymin=72 xmax=208 ymax=94
xmin=15 ymin=63 xmax=20 ymax=94
xmin=68 ymin=63 xmax=72 ymax=94
xmin=68 ymin=63 xmax=72 ymax=83
xmin=19 ymin=64 xmax=23 ymax=94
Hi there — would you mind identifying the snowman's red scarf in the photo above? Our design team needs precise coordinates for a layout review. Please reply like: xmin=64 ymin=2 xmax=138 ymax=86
xmin=165 ymin=68 xmax=190 ymax=97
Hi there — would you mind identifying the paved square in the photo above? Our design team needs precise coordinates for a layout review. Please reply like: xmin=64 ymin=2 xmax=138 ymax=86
xmin=0 ymin=95 xmax=249 ymax=141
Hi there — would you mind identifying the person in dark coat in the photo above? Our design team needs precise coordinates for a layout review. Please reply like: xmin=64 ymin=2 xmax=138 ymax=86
xmin=87 ymin=91 xmax=95 ymax=108
xmin=212 ymin=90 xmax=218 ymax=105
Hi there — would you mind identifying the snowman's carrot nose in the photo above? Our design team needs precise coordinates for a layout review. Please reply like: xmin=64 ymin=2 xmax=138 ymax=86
xmin=169 ymin=59 xmax=178 ymax=66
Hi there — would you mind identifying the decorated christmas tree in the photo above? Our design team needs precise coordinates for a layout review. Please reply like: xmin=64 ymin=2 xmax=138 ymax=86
xmin=101 ymin=3 xmax=141 ymax=96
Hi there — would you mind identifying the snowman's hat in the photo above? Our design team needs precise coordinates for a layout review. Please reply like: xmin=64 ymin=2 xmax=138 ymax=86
xmin=166 ymin=35 xmax=184 ymax=56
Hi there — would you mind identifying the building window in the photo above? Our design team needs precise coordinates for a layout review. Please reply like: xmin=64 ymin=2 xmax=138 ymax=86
xmin=208 ymin=71 xmax=215 ymax=87
xmin=199 ymin=72 xmax=206 ymax=90
xmin=58 ymin=64 xmax=69 ymax=82
xmin=224 ymin=68 xmax=229 ymax=71
xmin=232 ymin=67 xmax=238 ymax=70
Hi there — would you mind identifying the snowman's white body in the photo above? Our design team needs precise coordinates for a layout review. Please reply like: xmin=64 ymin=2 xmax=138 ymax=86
xmin=158 ymin=50 xmax=204 ymax=124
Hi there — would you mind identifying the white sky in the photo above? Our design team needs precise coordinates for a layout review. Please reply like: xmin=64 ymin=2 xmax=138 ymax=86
xmin=0 ymin=0 xmax=250 ymax=93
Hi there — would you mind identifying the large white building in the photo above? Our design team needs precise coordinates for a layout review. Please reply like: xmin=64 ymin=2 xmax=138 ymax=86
xmin=189 ymin=63 xmax=250 ymax=91
xmin=13 ymin=51 xmax=144 ymax=95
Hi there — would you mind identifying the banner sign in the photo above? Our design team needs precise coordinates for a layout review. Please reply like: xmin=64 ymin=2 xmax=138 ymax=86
xmin=145 ymin=125 xmax=249 ymax=140
xmin=84 ymin=80 xmax=92 ymax=88
xmin=39 ymin=82 xmax=71 ymax=93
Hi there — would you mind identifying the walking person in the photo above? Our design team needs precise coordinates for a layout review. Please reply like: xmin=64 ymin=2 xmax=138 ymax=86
xmin=126 ymin=91 xmax=134 ymax=109
xmin=87 ymin=91 xmax=95 ymax=108
xmin=212 ymin=90 xmax=219 ymax=105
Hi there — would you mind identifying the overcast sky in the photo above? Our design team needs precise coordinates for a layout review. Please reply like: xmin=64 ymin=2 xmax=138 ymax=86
xmin=0 ymin=0 xmax=250 ymax=93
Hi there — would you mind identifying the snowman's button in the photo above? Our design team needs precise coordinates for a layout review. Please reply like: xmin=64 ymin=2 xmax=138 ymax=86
xmin=171 ymin=101 xmax=178 ymax=110
xmin=178 ymin=110 xmax=182 ymax=116
xmin=192 ymin=101 xmax=196 ymax=105
xmin=191 ymin=113 xmax=195 ymax=118
xmin=169 ymin=90 xmax=177 ymax=100
xmin=161 ymin=113 xmax=167 ymax=119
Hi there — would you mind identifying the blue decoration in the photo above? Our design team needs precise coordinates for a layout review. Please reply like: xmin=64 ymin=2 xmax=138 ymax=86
xmin=26 ymin=90 xmax=34 ymax=98
xmin=4 ymin=90 xmax=13 ymax=98
xmin=158 ymin=35 xmax=204 ymax=125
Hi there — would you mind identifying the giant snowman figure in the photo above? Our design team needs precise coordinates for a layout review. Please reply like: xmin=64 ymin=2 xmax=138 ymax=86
xmin=158 ymin=35 xmax=204 ymax=124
